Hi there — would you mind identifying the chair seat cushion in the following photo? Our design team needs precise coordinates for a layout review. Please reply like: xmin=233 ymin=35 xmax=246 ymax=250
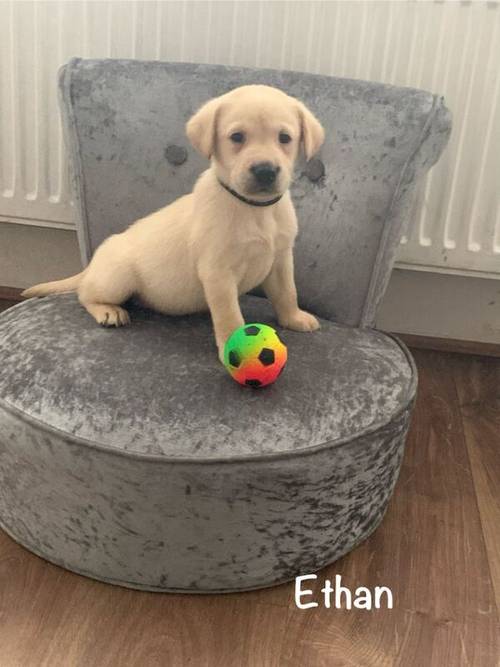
xmin=0 ymin=294 xmax=415 ymax=460
xmin=0 ymin=294 xmax=416 ymax=592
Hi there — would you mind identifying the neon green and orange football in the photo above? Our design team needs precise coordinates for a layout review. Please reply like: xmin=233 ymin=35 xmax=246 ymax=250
xmin=223 ymin=323 xmax=288 ymax=388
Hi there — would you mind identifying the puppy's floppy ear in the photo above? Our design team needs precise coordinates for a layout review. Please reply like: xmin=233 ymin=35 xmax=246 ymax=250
xmin=296 ymin=101 xmax=325 ymax=161
xmin=186 ymin=96 xmax=223 ymax=159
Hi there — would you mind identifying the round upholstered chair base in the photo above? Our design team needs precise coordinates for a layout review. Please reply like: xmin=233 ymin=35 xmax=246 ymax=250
xmin=0 ymin=295 xmax=416 ymax=593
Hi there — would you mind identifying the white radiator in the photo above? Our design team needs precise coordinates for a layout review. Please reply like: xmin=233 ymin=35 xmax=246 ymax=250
xmin=1 ymin=0 xmax=499 ymax=276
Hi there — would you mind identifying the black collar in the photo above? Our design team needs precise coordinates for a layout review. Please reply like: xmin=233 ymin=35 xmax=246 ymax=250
xmin=217 ymin=178 xmax=283 ymax=207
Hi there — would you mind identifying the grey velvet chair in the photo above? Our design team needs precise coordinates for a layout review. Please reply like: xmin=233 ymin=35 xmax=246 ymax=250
xmin=0 ymin=59 xmax=451 ymax=592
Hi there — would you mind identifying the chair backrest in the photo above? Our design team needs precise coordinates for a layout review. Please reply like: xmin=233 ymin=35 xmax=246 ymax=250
xmin=58 ymin=58 xmax=451 ymax=327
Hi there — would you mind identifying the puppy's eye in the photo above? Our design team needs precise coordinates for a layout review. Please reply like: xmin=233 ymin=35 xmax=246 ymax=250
xmin=230 ymin=132 xmax=245 ymax=144
xmin=279 ymin=132 xmax=292 ymax=144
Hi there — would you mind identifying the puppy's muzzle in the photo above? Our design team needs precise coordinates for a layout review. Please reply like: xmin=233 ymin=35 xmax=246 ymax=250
xmin=250 ymin=162 xmax=281 ymax=189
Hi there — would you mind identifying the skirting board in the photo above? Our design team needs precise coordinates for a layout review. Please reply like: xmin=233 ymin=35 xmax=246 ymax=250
xmin=376 ymin=268 xmax=500 ymax=347
xmin=393 ymin=333 xmax=500 ymax=359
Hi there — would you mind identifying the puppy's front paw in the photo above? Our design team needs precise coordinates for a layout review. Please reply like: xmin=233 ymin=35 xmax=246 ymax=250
xmin=280 ymin=309 xmax=320 ymax=332
xmin=218 ymin=344 xmax=226 ymax=365
xmin=216 ymin=325 xmax=243 ymax=365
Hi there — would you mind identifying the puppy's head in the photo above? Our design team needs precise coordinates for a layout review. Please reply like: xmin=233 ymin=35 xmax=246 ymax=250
xmin=186 ymin=85 xmax=324 ymax=200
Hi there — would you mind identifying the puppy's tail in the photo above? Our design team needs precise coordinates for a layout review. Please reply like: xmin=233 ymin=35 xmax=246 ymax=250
xmin=21 ymin=270 xmax=86 ymax=299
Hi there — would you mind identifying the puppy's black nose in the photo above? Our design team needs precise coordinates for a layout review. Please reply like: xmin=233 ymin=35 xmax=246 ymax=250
xmin=250 ymin=162 xmax=280 ymax=186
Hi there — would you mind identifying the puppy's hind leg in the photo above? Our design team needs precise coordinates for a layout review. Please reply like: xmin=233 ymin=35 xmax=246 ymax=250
xmin=83 ymin=302 xmax=131 ymax=327
xmin=78 ymin=264 xmax=135 ymax=328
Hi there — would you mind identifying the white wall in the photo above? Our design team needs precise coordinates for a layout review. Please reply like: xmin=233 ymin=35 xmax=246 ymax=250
xmin=1 ymin=0 xmax=499 ymax=342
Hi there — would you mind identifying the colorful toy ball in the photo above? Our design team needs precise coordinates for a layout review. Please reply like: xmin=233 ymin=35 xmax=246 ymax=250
xmin=223 ymin=323 xmax=288 ymax=388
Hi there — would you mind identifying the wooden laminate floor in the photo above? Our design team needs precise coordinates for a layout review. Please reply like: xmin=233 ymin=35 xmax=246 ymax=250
xmin=0 ymin=299 xmax=498 ymax=666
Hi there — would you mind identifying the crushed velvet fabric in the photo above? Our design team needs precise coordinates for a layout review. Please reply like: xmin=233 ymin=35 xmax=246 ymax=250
xmin=0 ymin=402 xmax=412 ymax=593
xmin=0 ymin=59 xmax=451 ymax=591
xmin=0 ymin=295 xmax=414 ymax=458
xmin=0 ymin=294 xmax=415 ymax=592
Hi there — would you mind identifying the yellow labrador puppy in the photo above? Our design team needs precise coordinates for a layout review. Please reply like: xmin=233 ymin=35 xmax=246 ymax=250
xmin=22 ymin=85 xmax=324 ymax=361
